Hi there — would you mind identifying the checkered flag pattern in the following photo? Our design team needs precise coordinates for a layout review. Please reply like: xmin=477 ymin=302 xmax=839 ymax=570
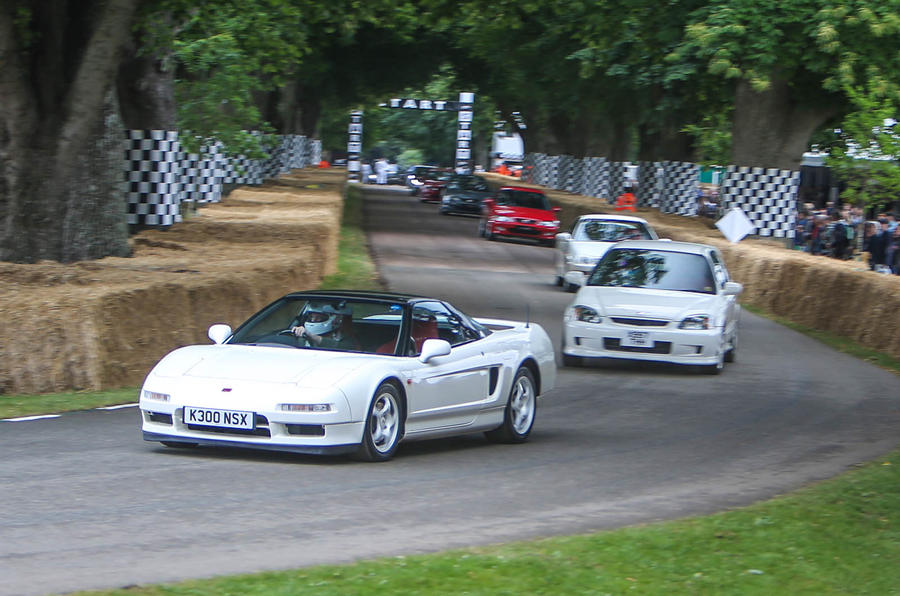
xmin=660 ymin=161 xmax=699 ymax=216
xmin=720 ymin=166 xmax=798 ymax=238
xmin=125 ymin=130 xmax=320 ymax=228
xmin=607 ymin=162 xmax=628 ymax=205
xmin=124 ymin=130 xmax=183 ymax=226
xmin=559 ymin=155 xmax=581 ymax=193
xmin=525 ymin=152 xmax=800 ymax=239
xmin=636 ymin=161 xmax=662 ymax=208
xmin=580 ymin=157 xmax=607 ymax=199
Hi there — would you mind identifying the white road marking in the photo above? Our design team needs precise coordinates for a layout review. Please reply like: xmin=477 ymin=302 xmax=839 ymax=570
xmin=2 ymin=414 xmax=62 ymax=422
xmin=96 ymin=403 xmax=139 ymax=410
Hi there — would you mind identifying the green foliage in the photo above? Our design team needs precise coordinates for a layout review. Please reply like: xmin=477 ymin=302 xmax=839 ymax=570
xmin=682 ymin=111 xmax=732 ymax=166
xmin=826 ymin=85 xmax=900 ymax=210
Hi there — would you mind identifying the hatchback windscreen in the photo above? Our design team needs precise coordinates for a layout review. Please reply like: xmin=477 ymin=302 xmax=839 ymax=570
xmin=456 ymin=177 xmax=489 ymax=191
xmin=496 ymin=190 xmax=550 ymax=210
xmin=575 ymin=221 xmax=652 ymax=242
xmin=588 ymin=249 xmax=716 ymax=294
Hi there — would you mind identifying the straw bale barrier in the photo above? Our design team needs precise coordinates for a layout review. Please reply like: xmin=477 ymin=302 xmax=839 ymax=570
xmin=0 ymin=169 xmax=344 ymax=395
xmin=486 ymin=173 xmax=900 ymax=362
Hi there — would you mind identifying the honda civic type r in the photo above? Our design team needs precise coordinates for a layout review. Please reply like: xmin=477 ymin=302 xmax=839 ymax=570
xmin=562 ymin=240 xmax=742 ymax=374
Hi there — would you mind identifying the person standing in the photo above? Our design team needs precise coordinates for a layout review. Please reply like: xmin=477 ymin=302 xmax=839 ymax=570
xmin=375 ymin=158 xmax=388 ymax=185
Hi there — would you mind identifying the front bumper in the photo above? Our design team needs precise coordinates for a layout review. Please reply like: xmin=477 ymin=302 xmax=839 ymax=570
xmin=563 ymin=320 xmax=724 ymax=366
xmin=443 ymin=197 xmax=482 ymax=214
xmin=140 ymin=405 xmax=366 ymax=454
xmin=490 ymin=221 xmax=558 ymax=241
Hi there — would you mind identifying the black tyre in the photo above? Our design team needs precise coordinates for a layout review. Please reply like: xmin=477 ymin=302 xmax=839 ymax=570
xmin=485 ymin=367 xmax=536 ymax=443
xmin=354 ymin=382 xmax=403 ymax=462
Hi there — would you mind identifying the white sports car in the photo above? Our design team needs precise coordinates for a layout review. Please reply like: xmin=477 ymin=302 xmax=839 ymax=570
xmin=562 ymin=240 xmax=742 ymax=374
xmin=140 ymin=290 xmax=556 ymax=461
xmin=555 ymin=214 xmax=657 ymax=292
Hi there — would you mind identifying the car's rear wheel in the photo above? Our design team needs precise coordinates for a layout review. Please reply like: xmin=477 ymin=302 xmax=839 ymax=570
xmin=355 ymin=382 xmax=403 ymax=462
xmin=485 ymin=367 xmax=536 ymax=443
xmin=724 ymin=330 xmax=738 ymax=363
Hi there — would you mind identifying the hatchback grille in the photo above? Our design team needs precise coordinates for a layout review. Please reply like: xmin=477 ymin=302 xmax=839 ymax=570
xmin=610 ymin=317 xmax=669 ymax=327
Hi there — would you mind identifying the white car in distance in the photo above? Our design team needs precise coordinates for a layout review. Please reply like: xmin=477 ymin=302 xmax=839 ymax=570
xmin=562 ymin=240 xmax=742 ymax=374
xmin=555 ymin=214 xmax=658 ymax=292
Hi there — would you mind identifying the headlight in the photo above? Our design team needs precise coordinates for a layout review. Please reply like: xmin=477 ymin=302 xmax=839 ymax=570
xmin=142 ymin=390 xmax=170 ymax=402
xmin=679 ymin=314 xmax=711 ymax=329
xmin=573 ymin=305 xmax=602 ymax=323
xmin=493 ymin=216 xmax=515 ymax=222
xmin=575 ymin=256 xmax=596 ymax=266
xmin=279 ymin=403 xmax=333 ymax=413
xmin=538 ymin=220 xmax=560 ymax=228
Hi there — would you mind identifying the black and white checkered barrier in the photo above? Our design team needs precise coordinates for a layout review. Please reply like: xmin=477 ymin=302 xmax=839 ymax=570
xmin=525 ymin=152 xmax=799 ymax=238
xmin=660 ymin=161 xmax=700 ymax=216
xmin=124 ymin=130 xmax=183 ymax=226
xmin=125 ymin=130 xmax=321 ymax=228
xmin=720 ymin=166 xmax=798 ymax=238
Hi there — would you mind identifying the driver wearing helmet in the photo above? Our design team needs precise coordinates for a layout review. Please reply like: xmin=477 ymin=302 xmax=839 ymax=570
xmin=291 ymin=302 xmax=358 ymax=350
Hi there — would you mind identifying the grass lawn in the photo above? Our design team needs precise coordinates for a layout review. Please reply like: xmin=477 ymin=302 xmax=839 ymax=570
xmin=6 ymin=183 xmax=900 ymax=595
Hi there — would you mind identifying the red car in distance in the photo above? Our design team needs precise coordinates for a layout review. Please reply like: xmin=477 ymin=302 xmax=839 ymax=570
xmin=419 ymin=168 xmax=455 ymax=203
xmin=479 ymin=186 xmax=561 ymax=246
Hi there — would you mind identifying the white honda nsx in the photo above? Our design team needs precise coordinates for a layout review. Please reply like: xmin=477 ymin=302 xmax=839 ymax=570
xmin=562 ymin=241 xmax=742 ymax=374
xmin=140 ymin=290 xmax=556 ymax=461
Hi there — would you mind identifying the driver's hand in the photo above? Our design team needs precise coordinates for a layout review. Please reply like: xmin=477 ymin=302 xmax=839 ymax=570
xmin=291 ymin=325 xmax=306 ymax=338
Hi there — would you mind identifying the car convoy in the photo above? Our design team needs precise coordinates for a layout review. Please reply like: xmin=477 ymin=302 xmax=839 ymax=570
xmin=139 ymin=174 xmax=743 ymax=461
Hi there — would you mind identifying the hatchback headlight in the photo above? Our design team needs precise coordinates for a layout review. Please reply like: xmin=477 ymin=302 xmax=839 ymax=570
xmin=493 ymin=216 xmax=514 ymax=222
xmin=679 ymin=314 xmax=711 ymax=329
xmin=573 ymin=305 xmax=602 ymax=324
xmin=538 ymin=220 xmax=560 ymax=228
xmin=279 ymin=403 xmax=333 ymax=413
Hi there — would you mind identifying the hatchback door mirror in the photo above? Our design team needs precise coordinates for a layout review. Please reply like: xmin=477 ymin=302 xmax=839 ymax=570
xmin=722 ymin=281 xmax=743 ymax=296
xmin=419 ymin=338 xmax=452 ymax=363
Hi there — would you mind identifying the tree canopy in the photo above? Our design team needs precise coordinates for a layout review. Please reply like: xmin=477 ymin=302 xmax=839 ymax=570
xmin=4 ymin=0 xmax=900 ymax=262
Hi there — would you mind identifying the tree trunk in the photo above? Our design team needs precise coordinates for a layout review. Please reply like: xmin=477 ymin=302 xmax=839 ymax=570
xmin=116 ymin=28 xmax=176 ymax=130
xmin=731 ymin=77 xmax=838 ymax=171
xmin=0 ymin=1 xmax=139 ymax=263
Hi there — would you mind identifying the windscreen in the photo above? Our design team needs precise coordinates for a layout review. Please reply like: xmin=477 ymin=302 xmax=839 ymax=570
xmin=575 ymin=220 xmax=653 ymax=242
xmin=587 ymin=249 xmax=716 ymax=294
xmin=495 ymin=189 xmax=550 ymax=210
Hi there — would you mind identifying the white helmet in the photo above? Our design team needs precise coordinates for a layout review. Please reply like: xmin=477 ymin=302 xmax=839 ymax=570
xmin=303 ymin=302 xmax=352 ymax=336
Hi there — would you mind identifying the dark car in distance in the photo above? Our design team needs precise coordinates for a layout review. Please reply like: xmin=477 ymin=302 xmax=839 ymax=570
xmin=440 ymin=175 xmax=493 ymax=216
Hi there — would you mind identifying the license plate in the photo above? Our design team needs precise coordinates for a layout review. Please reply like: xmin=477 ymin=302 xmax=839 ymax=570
xmin=620 ymin=331 xmax=650 ymax=347
xmin=184 ymin=406 xmax=254 ymax=429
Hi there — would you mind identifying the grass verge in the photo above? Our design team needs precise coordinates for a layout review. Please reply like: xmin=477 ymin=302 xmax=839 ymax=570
xmin=73 ymin=448 xmax=899 ymax=595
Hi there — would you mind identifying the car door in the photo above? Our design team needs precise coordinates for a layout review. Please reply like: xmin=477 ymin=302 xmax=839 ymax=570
xmin=401 ymin=301 xmax=492 ymax=432
xmin=710 ymin=249 xmax=739 ymax=333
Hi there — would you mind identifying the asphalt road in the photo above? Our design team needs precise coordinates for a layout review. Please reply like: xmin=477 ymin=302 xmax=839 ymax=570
xmin=2 ymin=185 xmax=899 ymax=596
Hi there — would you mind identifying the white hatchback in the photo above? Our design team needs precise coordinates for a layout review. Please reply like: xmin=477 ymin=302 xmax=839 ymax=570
xmin=555 ymin=214 xmax=657 ymax=292
xmin=562 ymin=240 xmax=742 ymax=374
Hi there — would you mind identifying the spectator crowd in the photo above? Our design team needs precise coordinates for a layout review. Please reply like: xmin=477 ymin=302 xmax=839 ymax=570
xmin=793 ymin=204 xmax=900 ymax=274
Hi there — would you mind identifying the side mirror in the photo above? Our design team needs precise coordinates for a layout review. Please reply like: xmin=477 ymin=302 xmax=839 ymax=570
xmin=483 ymin=197 xmax=495 ymax=209
xmin=208 ymin=324 xmax=232 ymax=344
xmin=556 ymin=232 xmax=572 ymax=248
xmin=552 ymin=206 xmax=562 ymax=213
xmin=722 ymin=281 xmax=743 ymax=296
xmin=564 ymin=270 xmax=587 ymax=288
xmin=419 ymin=338 xmax=451 ymax=363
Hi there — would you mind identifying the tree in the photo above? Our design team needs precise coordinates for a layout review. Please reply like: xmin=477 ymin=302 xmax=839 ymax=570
xmin=1 ymin=1 xmax=140 ymax=263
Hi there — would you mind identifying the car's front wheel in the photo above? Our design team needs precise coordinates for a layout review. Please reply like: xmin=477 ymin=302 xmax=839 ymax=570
xmin=486 ymin=367 xmax=536 ymax=443
xmin=355 ymin=382 xmax=403 ymax=462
